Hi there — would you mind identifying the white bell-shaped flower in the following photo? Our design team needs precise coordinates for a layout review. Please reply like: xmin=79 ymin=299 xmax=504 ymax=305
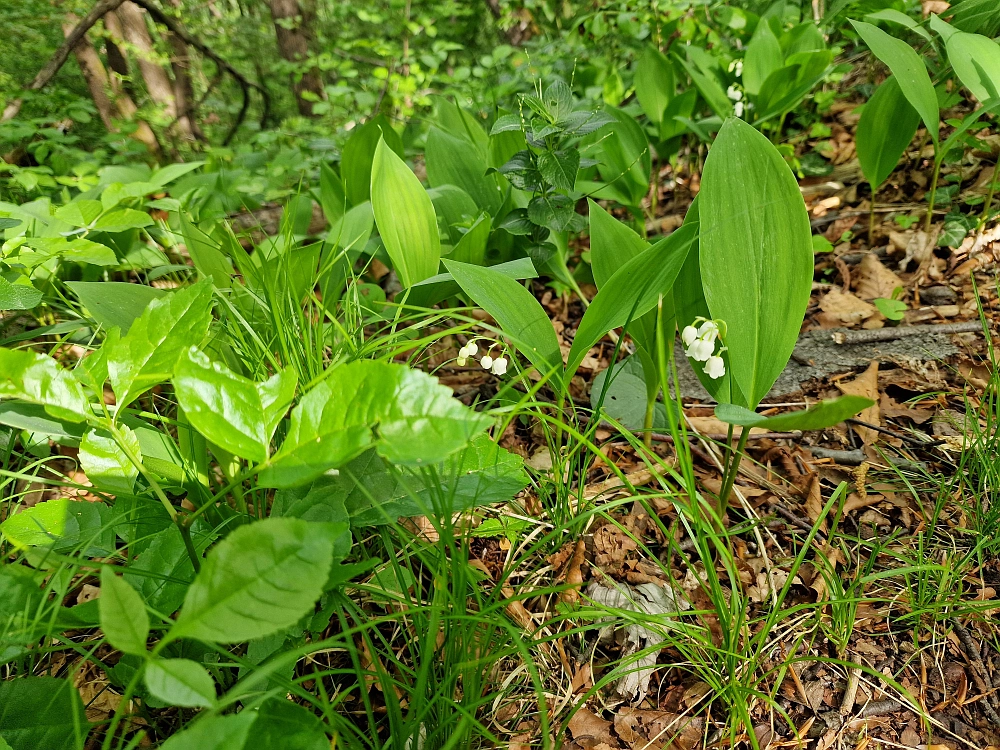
xmin=704 ymin=355 xmax=726 ymax=379
xmin=686 ymin=338 xmax=715 ymax=362
xmin=491 ymin=357 xmax=508 ymax=376
xmin=480 ymin=355 xmax=494 ymax=370
xmin=681 ymin=325 xmax=699 ymax=347
xmin=456 ymin=357 xmax=467 ymax=366
xmin=697 ymin=320 xmax=719 ymax=342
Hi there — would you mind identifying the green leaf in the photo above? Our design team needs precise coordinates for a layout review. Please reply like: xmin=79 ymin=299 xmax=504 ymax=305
xmin=537 ymin=150 xmax=581 ymax=191
xmin=946 ymin=32 xmax=1000 ymax=103
xmin=66 ymin=282 xmax=168 ymax=333
xmin=0 ymin=677 xmax=87 ymax=750
xmin=744 ymin=21 xmax=784 ymax=95
xmin=107 ymin=279 xmax=213 ymax=409
xmin=341 ymin=114 xmax=405 ymax=206
xmin=99 ymin=568 xmax=149 ymax=655
xmin=595 ymin=107 xmax=651 ymax=207
xmin=159 ymin=713 xmax=256 ymax=750
xmin=634 ymin=46 xmax=675 ymax=124
xmin=54 ymin=200 xmax=103 ymax=227
xmin=124 ymin=525 xmax=215 ymax=613
xmin=371 ymin=138 xmax=441 ymax=287
xmin=260 ymin=361 xmax=491 ymax=488
xmin=588 ymin=199 xmax=649 ymax=288
xmin=715 ymin=395 xmax=874 ymax=431
xmin=253 ymin=699 xmax=328 ymax=750
xmin=444 ymin=259 xmax=562 ymax=378
xmin=319 ymin=162 xmax=346 ymax=225
xmin=856 ymin=77 xmax=921 ymax=190
xmin=866 ymin=9 xmax=934 ymax=43
xmin=426 ymin=127 xmax=503 ymax=214
xmin=178 ymin=216 xmax=232 ymax=289
xmin=144 ymin=659 xmax=216 ymax=708
xmin=567 ymin=222 xmax=698 ymax=379
xmin=23 ymin=237 xmax=118 ymax=266
xmin=80 ymin=427 xmax=140 ymax=494
xmin=678 ymin=47 xmax=734 ymax=119
xmin=93 ymin=208 xmax=153 ymax=233
xmin=168 ymin=518 xmax=334 ymax=643
xmin=448 ymin=213 xmax=490 ymax=266
xmin=755 ymin=50 xmax=834 ymax=123
xmin=0 ymin=498 xmax=113 ymax=556
xmin=0 ymin=277 xmax=41 ymax=312
xmin=173 ymin=348 xmax=296 ymax=463
xmin=699 ymin=118 xmax=812 ymax=408
xmin=874 ymin=297 xmax=907 ymax=320
xmin=0 ymin=348 xmax=90 ymax=422
xmin=851 ymin=20 xmax=940 ymax=144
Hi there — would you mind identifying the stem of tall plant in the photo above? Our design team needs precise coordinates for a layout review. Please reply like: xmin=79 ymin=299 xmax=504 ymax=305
xmin=643 ymin=395 xmax=655 ymax=448
xmin=980 ymin=158 xmax=1000 ymax=228
xmin=925 ymin=156 xmax=942 ymax=234
xmin=868 ymin=185 xmax=877 ymax=247
xmin=717 ymin=429 xmax=749 ymax=519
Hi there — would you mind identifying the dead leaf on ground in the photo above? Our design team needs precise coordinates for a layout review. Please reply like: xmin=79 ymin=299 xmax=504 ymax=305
xmin=614 ymin=709 xmax=703 ymax=750
xmin=568 ymin=707 xmax=617 ymax=747
xmin=855 ymin=254 xmax=904 ymax=301
xmin=836 ymin=361 xmax=880 ymax=444
xmin=817 ymin=288 xmax=878 ymax=328
xmin=685 ymin=416 xmax=766 ymax=437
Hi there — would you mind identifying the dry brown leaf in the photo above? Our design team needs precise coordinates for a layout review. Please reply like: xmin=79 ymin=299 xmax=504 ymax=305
xmin=837 ymin=361 xmax=880 ymax=445
xmin=803 ymin=474 xmax=827 ymax=532
xmin=560 ymin=540 xmax=587 ymax=604
xmin=855 ymin=254 xmax=904 ymax=300
xmin=817 ymin=288 xmax=878 ymax=328
xmin=921 ymin=0 xmax=949 ymax=16
xmin=843 ymin=492 xmax=884 ymax=513
xmin=613 ymin=709 xmax=703 ymax=750
xmin=568 ymin=707 xmax=617 ymax=746
xmin=685 ymin=416 xmax=766 ymax=437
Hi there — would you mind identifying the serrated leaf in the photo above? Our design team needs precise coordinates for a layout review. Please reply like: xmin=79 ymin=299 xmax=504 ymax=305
xmin=168 ymin=518 xmax=334 ymax=643
xmin=0 ymin=277 xmax=41 ymax=311
xmin=99 ymin=568 xmax=149 ymax=655
xmin=0 ymin=677 xmax=86 ymax=750
xmin=715 ymin=396 xmax=874 ymax=431
xmin=145 ymin=659 xmax=216 ymax=708
xmin=54 ymin=200 xmax=103 ymax=227
xmin=0 ymin=498 xmax=114 ymax=556
xmin=260 ymin=361 xmax=491 ymax=488
xmin=125 ymin=525 xmax=215 ymax=614
xmin=0 ymin=348 xmax=90 ymax=422
xmin=159 ymin=713 xmax=256 ymax=750
xmin=107 ymin=279 xmax=213 ymax=409
xmin=537 ymin=150 xmax=580 ymax=191
xmin=490 ymin=114 xmax=523 ymax=135
xmin=80 ymin=427 xmax=140 ymax=494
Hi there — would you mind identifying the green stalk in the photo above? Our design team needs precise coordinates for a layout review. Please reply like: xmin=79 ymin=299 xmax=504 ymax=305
xmin=924 ymin=155 xmax=943 ymax=234
xmin=717 ymin=428 xmax=749 ymax=519
xmin=643 ymin=396 xmax=656 ymax=448
xmin=868 ymin=183 xmax=877 ymax=248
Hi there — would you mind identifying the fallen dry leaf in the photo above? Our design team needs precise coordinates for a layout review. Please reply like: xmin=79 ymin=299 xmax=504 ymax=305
xmin=817 ymin=288 xmax=878 ymax=328
xmin=855 ymin=254 xmax=904 ymax=301
xmin=568 ymin=707 xmax=617 ymax=746
xmin=836 ymin=361 xmax=880 ymax=445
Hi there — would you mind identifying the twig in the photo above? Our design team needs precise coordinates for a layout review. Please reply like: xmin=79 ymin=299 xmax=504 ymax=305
xmin=806 ymin=447 xmax=925 ymax=470
xmin=858 ymin=699 xmax=903 ymax=718
xmin=844 ymin=419 xmax=945 ymax=448
xmin=841 ymin=666 xmax=863 ymax=715
xmin=953 ymin=619 xmax=1000 ymax=728
xmin=830 ymin=321 xmax=985 ymax=345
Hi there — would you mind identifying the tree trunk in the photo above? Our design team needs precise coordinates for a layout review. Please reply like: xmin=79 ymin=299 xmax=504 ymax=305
xmin=266 ymin=0 xmax=323 ymax=117
xmin=63 ymin=13 xmax=160 ymax=155
xmin=116 ymin=1 xmax=178 ymax=119
xmin=165 ymin=0 xmax=204 ymax=141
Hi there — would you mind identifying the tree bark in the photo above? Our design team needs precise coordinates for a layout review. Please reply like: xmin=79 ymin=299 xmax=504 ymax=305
xmin=116 ymin=2 xmax=178 ymax=119
xmin=266 ymin=0 xmax=323 ymax=117
xmin=165 ymin=0 xmax=204 ymax=141
xmin=62 ymin=13 xmax=161 ymax=155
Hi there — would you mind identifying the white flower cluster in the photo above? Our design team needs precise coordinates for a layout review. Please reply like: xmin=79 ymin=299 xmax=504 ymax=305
xmin=456 ymin=340 xmax=508 ymax=376
xmin=726 ymin=84 xmax=745 ymax=118
xmin=681 ymin=319 xmax=726 ymax=380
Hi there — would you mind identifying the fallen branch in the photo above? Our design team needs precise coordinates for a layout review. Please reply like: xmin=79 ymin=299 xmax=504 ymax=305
xmin=830 ymin=320 xmax=985 ymax=345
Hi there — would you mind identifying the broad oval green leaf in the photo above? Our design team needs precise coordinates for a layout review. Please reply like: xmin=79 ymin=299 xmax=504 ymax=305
xmin=0 ymin=498 xmax=114 ymax=556
xmin=0 ymin=348 xmax=89 ymax=423
xmin=144 ymin=658 xmax=216 ymax=708
xmin=168 ymin=517 xmax=334 ymax=643
xmin=159 ymin=712 xmax=256 ymax=750
xmin=426 ymin=127 xmax=503 ymax=214
xmin=856 ymin=76 xmax=921 ymax=190
xmin=99 ymin=568 xmax=149 ymax=655
xmin=744 ymin=21 xmax=784 ymax=96
xmin=634 ymin=46 xmax=675 ymax=125
xmin=851 ymin=20 xmax=940 ymax=144
xmin=699 ymin=118 xmax=812 ymax=408
xmin=341 ymin=114 xmax=404 ymax=206
xmin=80 ymin=427 xmax=141 ymax=495
xmin=587 ymin=199 xmax=649 ymax=288
xmin=66 ymin=281 xmax=168 ymax=333
xmin=946 ymin=32 xmax=1000 ymax=103
xmin=443 ymin=259 xmax=562 ymax=379
xmin=371 ymin=138 xmax=441 ymax=287
xmin=714 ymin=395 xmax=874 ymax=431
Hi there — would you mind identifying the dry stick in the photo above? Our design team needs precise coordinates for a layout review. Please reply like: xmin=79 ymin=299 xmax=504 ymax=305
xmin=953 ymin=619 xmax=1000 ymax=728
xmin=830 ymin=320 xmax=985 ymax=345
xmin=807 ymin=447 xmax=926 ymax=470
xmin=1 ymin=0 xmax=129 ymax=122
xmin=844 ymin=418 xmax=945 ymax=448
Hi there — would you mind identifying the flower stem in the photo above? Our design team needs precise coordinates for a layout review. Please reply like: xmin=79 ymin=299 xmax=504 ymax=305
xmin=925 ymin=156 xmax=942 ymax=235
xmin=717 ymin=428 xmax=749 ymax=519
